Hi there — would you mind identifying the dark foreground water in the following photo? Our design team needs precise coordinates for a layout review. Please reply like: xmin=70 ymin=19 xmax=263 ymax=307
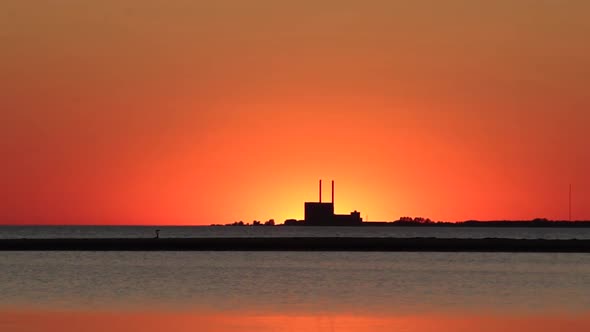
xmin=1 ymin=251 xmax=589 ymax=331
xmin=2 ymin=225 xmax=590 ymax=239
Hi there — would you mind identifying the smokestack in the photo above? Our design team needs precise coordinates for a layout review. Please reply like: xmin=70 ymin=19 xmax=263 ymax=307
xmin=331 ymin=180 xmax=335 ymax=205
xmin=319 ymin=179 xmax=322 ymax=203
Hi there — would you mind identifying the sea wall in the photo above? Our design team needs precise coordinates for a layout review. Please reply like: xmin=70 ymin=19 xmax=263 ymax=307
xmin=1 ymin=237 xmax=589 ymax=252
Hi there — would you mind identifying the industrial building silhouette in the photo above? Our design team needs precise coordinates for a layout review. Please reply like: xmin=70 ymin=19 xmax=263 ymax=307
xmin=286 ymin=180 xmax=363 ymax=226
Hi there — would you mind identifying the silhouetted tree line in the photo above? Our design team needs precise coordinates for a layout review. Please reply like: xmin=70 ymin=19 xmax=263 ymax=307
xmin=397 ymin=217 xmax=434 ymax=224
xmin=389 ymin=217 xmax=590 ymax=227
xmin=223 ymin=219 xmax=275 ymax=226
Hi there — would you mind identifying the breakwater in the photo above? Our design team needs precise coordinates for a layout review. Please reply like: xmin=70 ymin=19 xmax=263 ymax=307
xmin=1 ymin=237 xmax=589 ymax=252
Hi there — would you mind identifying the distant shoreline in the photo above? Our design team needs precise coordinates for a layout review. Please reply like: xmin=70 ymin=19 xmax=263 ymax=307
xmin=1 ymin=237 xmax=590 ymax=252
xmin=357 ymin=221 xmax=590 ymax=227
xmin=1 ymin=220 xmax=590 ymax=227
xmin=220 ymin=220 xmax=590 ymax=227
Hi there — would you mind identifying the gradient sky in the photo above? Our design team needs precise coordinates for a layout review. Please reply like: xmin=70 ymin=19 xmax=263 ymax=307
xmin=2 ymin=0 xmax=589 ymax=224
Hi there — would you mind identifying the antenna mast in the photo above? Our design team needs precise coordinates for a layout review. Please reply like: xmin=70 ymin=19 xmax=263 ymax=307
xmin=569 ymin=183 xmax=572 ymax=222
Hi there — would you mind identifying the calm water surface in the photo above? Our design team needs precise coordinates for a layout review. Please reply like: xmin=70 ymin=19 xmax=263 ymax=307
xmin=1 ymin=251 xmax=590 ymax=331
xmin=2 ymin=225 xmax=590 ymax=239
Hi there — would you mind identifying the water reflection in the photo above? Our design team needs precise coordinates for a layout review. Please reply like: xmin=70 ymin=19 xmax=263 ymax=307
xmin=2 ymin=251 xmax=590 ymax=331
xmin=1 ymin=252 xmax=589 ymax=313
xmin=2 ymin=310 xmax=589 ymax=332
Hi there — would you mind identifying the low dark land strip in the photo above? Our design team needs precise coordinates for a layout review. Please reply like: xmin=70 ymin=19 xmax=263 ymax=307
xmin=0 ymin=238 xmax=590 ymax=252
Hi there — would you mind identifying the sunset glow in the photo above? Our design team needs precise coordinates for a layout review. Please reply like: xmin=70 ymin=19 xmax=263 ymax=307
xmin=2 ymin=310 xmax=590 ymax=332
xmin=2 ymin=1 xmax=589 ymax=224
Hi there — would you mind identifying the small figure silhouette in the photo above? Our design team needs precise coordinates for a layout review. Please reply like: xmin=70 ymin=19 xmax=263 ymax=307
xmin=154 ymin=229 xmax=160 ymax=239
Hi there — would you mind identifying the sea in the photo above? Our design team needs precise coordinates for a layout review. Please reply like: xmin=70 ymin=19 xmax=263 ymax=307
xmin=2 ymin=225 xmax=590 ymax=240
xmin=1 ymin=226 xmax=589 ymax=332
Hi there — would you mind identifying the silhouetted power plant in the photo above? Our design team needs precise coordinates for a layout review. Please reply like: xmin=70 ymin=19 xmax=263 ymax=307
xmin=286 ymin=180 xmax=363 ymax=226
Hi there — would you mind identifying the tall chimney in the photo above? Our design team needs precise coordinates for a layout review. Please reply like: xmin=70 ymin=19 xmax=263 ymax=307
xmin=331 ymin=180 xmax=335 ymax=205
xmin=319 ymin=179 xmax=322 ymax=203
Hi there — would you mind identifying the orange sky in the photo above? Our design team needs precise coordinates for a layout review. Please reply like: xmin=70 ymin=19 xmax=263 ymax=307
xmin=2 ymin=1 xmax=589 ymax=224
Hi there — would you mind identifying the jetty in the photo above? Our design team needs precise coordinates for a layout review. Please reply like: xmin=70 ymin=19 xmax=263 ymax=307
xmin=1 ymin=237 xmax=589 ymax=252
